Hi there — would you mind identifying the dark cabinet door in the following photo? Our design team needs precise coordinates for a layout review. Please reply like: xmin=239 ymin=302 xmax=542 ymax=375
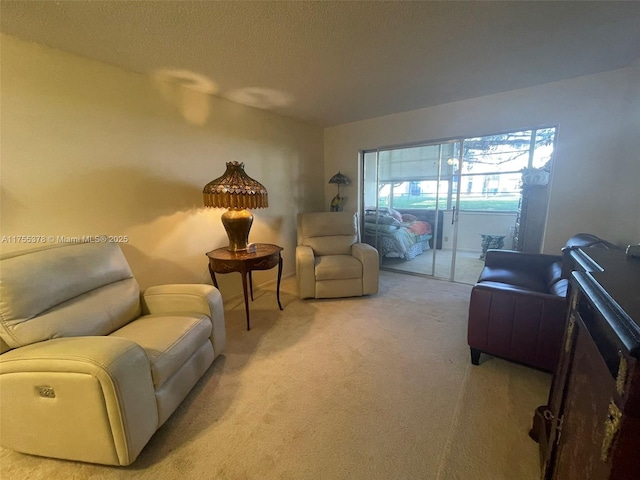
xmin=551 ymin=314 xmax=616 ymax=480
xmin=538 ymin=249 xmax=640 ymax=480
xmin=541 ymin=309 xmax=578 ymax=478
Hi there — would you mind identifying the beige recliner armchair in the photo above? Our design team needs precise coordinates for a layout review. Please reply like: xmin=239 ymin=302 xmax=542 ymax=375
xmin=0 ymin=242 xmax=226 ymax=466
xmin=296 ymin=212 xmax=379 ymax=299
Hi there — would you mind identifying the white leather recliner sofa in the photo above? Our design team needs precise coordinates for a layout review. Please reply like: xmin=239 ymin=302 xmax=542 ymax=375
xmin=0 ymin=242 xmax=226 ymax=466
xmin=296 ymin=212 xmax=379 ymax=299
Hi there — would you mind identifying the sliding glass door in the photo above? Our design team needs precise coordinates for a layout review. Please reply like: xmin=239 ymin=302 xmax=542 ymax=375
xmin=362 ymin=140 xmax=461 ymax=280
xmin=362 ymin=126 xmax=557 ymax=284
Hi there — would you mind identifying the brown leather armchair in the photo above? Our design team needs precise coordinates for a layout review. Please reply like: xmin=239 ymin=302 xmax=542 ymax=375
xmin=467 ymin=234 xmax=614 ymax=372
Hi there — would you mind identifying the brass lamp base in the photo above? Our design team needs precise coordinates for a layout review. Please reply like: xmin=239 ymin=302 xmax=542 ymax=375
xmin=221 ymin=208 xmax=254 ymax=252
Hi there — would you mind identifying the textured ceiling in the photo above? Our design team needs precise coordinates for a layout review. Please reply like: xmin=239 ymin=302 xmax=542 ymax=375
xmin=2 ymin=1 xmax=639 ymax=127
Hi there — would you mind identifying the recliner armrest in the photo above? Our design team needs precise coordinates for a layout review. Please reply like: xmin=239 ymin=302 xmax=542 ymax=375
xmin=296 ymin=245 xmax=316 ymax=299
xmin=351 ymin=242 xmax=378 ymax=260
xmin=352 ymin=243 xmax=379 ymax=295
xmin=484 ymin=249 xmax=562 ymax=272
xmin=472 ymin=281 xmax=567 ymax=300
xmin=142 ymin=284 xmax=226 ymax=356
xmin=0 ymin=336 xmax=157 ymax=465
xmin=468 ymin=283 xmax=568 ymax=372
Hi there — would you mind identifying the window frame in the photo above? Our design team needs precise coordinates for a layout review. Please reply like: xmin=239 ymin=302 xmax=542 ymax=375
xmin=362 ymin=126 xmax=557 ymax=214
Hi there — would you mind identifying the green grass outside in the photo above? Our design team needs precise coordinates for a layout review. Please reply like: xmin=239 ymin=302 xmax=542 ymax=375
xmin=382 ymin=195 xmax=520 ymax=212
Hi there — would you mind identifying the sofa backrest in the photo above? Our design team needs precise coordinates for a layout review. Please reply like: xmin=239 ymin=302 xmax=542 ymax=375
xmin=297 ymin=212 xmax=359 ymax=256
xmin=0 ymin=242 xmax=141 ymax=350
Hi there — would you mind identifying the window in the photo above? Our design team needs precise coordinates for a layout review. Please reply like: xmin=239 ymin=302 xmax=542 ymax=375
xmin=364 ymin=127 xmax=556 ymax=213
xmin=457 ymin=128 xmax=556 ymax=211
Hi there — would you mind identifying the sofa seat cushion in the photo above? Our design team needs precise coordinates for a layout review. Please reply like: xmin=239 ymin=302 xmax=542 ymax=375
xmin=110 ymin=314 xmax=212 ymax=389
xmin=477 ymin=267 xmax=548 ymax=293
xmin=315 ymin=255 xmax=362 ymax=281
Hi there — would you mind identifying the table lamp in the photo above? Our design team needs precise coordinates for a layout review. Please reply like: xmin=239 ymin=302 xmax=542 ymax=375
xmin=203 ymin=161 xmax=268 ymax=252
xmin=329 ymin=171 xmax=350 ymax=212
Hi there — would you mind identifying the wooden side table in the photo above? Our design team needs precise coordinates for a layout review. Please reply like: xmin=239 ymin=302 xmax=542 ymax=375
xmin=206 ymin=243 xmax=283 ymax=331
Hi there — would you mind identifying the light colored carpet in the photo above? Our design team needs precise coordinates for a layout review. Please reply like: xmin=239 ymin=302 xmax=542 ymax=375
xmin=381 ymin=249 xmax=485 ymax=285
xmin=0 ymin=271 xmax=550 ymax=480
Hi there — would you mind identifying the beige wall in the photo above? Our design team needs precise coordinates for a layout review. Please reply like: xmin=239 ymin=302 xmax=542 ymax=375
xmin=325 ymin=66 xmax=639 ymax=253
xmin=614 ymin=62 xmax=640 ymax=244
xmin=0 ymin=35 xmax=325 ymax=294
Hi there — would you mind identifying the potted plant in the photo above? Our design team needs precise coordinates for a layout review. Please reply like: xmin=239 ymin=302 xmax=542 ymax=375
xmin=521 ymin=161 xmax=551 ymax=185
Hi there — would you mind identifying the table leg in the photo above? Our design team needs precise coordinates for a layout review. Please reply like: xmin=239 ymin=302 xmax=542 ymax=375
xmin=249 ymin=271 xmax=254 ymax=301
xmin=276 ymin=254 xmax=283 ymax=311
xmin=208 ymin=265 xmax=219 ymax=288
xmin=240 ymin=271 xmax=251 ymax=331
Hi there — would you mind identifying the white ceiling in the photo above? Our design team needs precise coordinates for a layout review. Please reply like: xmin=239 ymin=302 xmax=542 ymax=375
xmin=2 ymin=1 xmax=639 ymax=127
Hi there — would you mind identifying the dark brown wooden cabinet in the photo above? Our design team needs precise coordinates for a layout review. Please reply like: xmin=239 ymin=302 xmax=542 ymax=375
xmin=534 ymin=248 xmax=640 ymax=480
xmin=513 ymin=184 xmax=549 ymax=252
